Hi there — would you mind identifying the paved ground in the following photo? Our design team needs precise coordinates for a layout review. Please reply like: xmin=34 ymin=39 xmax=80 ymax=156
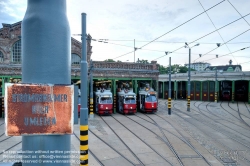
xmin=0 ymin=100 xmax=250 ymax=166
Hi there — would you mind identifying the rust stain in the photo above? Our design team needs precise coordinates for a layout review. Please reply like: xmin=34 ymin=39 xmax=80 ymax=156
xmin=5 ymin=84 xmax=73 ymax=136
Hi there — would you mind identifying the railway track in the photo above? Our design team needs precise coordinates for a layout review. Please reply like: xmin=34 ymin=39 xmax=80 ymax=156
xmin=100 ymin=116 xmax=145 ymax=166
xmin=0 ymin=136 xmax=22 ymax=163
xmin=194 ymin=101 xmax=250 ymax=141
xmin=134 ymin=113 xmax=212 ymax=166
xmin=192 ymin=101 xmax=250 ymax=149
xmin=206 ymin=103 xmax=250 ymax=138
xmin=171 ymin=100 xmax=250 ymax=165
xmin=228 ymin=102 xmax=250 ymax=128
xmin=88 ymin=128 xmax=136 ymax=166
xmin=111 ymin=115 xmax=174 ymax=166
xmin=245 ymin=102 xmax=250 ymax=115
xmin=128 ymin=114 xmax=184 ymax=166
xmin=173 ymin=100 xmax=250 ymax=142
xmin=73 ymin=132 xmax=104 ymax=166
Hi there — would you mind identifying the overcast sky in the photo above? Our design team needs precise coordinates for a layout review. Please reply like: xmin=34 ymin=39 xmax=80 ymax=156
xmin=1 ymin=0 xmax=250 ymax=71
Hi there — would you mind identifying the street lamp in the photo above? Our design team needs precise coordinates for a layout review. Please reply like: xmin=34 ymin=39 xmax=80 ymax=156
xmin=185 ymin=43 xmax=199 ymax=111
xmin=215 ymin=67 xmax=218 ymax=103
xmin=165 ymin=51 xmax=172 ymax=115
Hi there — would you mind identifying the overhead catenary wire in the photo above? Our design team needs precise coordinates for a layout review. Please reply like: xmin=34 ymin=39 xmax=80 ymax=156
xmin=137 ymin=0 xmax=226 ymax=50
xmin=194 ymin=28 xmax=250 ymax=61
xmin=91 ymin=38 xmax=250 ymax=53
xmin=239 ymin=60 xmax=250 ymax=64
xmin=227 ymin=0 xmax=250 ymax=27
xmin=89 ymin=38 xmax=250 ymax=44
xmin=111 ymin=0 xmax=226 ymax=60
xmin=197 ymin=0 xmax=238 ymax=64
xmin=201 ymin=46 xmax=250 ymax=62
xmin=152 ymin=12 xmax=250 ymax=61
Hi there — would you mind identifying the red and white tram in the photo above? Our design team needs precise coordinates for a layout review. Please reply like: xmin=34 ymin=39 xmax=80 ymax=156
xmin=94 ymin=89 xmax=113 ymax=115
xmin=117 ymin=89 xmax=137 ymax=114
xmin=138 ymin=84 xmax=158 ymax=113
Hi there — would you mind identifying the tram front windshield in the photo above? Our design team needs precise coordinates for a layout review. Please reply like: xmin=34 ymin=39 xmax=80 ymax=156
xmin=100 ymin=97 xmax=112 ymax=104
xmin=124 ymin=97 xmax=136 ymax=104
xmin=145 ymin=95 xmax=157 ymax=102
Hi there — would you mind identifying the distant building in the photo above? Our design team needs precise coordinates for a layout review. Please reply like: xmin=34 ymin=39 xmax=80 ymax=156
xmin=184 ymin=62 xmax=210 ymax=71
xmin=204 ymin=65 xmax=242 ymax=72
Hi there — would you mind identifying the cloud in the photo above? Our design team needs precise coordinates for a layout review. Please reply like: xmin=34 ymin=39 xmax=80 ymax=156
xmin=0 ymin=0 xmax=26 ymax=27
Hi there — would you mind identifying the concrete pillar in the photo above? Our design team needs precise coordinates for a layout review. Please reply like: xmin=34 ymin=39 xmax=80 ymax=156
xmin=22 ymin=0 xmax=71 ymax=165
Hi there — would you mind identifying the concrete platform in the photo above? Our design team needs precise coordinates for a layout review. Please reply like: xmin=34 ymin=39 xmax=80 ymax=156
xmin=1 ymin=100 xmax=250 ymax=165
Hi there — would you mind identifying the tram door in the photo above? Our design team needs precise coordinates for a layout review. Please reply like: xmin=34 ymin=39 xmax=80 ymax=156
xmin=202 ymin=81 xmax=208 ymax=101
xmin=164 ymin=82 xmax=168 ymax=99
xmin=195 ymin=82 xmax=201 ymax=100
xmin=178 ymin=81 xmax=186 ymax=99
xmin=209 ymin=81 xmax=215 ymax=101
xmin=190 ymin=82 xmax=195 ymax=100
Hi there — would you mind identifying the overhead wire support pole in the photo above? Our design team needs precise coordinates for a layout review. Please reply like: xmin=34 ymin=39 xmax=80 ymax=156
xmin=168 ymin=57 xmax=171 ymax=115
xmin=134 ymin=39 xmax=135 ymax=63
xmin=80 ymin=13 xmax=89 ymax=166
xmin=215 ymin=68 xmax=218 ymax=103
xmin=89 ymin=60 xmax=94 ymax=118
xmin=187 ymin=48 xmax=191 ymax=112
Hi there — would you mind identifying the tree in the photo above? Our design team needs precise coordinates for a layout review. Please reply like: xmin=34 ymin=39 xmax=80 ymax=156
xmin=104 ymin=59 xmax=116 ymax=62
xmin=159 ymin=65 xmax=168 ymax=74
xmin=159 ymin=64 xmax=196 ymax=74
xmin=136 ymin=58 xmax=149 ymax=64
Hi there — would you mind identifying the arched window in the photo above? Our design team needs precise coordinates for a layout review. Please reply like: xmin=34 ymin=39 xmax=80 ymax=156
xmin=12 ymin=40 xmax=21 ymax=63
xmin=0 ymin=51 xmax=3 ymax=62
xmin=72 ymin=53 xmax=80 ymax=64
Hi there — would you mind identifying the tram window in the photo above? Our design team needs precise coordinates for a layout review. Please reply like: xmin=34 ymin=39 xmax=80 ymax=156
xmin=145 ymin=95 xmax=157 ymax=102
xmin=124 ymin=97 xmax=136 ymax=104
xmin=100 ymin=97 xmax=112 ymax=104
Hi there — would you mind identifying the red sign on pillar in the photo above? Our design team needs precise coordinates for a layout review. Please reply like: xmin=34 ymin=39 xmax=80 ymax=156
xmin=5 ymin=83 xmax=74 ymax=136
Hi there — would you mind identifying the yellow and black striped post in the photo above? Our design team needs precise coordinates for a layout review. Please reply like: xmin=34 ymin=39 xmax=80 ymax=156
xmin=80 ymin=125 xmax=88 ymax=165
xmin=89 ymin=98 xmax=93 ymax=116
xmin=1 ymin=97 xmax=4 ymax=118
xmin=168 ymin=98 xmax=171 ymax=115
xmin=214 ymin=92 xmax=218 ymax=103
xmin=187 ymin=96 xmax=190 ymax=111
xmin=113 ymin=94 xmax=116 ymax=113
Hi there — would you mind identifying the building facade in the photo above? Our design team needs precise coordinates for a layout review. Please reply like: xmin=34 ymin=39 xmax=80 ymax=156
xmin=0 ymin=21 xmax=92 ymax=68
xmin=204 ymin=65 xmax=242 ymax=72
xmin=184 ymin=62 xmax=210 ymax=71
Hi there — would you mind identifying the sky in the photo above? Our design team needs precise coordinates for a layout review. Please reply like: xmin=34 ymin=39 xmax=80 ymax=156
xmin=1 ymin=0 xmax=250 ymax=71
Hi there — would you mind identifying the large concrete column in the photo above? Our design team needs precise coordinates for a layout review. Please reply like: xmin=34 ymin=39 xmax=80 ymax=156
xmin=22 ymin=0 xmax=71 ymax=165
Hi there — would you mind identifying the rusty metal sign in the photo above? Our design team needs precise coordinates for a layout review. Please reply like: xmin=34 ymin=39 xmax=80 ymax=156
xmin=5 ymin=83 xmax=74 ymax=136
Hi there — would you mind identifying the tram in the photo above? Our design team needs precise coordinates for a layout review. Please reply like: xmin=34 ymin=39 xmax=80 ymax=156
xmin=222 ymin=89 xmax=230 ymax=101
xmin=117 ymin=88 xmax=137 ymax=114
xmin=94 ymin=89 xmax=113 ymax=115
xmin=138 ymin=83 xmax=158 ymax=113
